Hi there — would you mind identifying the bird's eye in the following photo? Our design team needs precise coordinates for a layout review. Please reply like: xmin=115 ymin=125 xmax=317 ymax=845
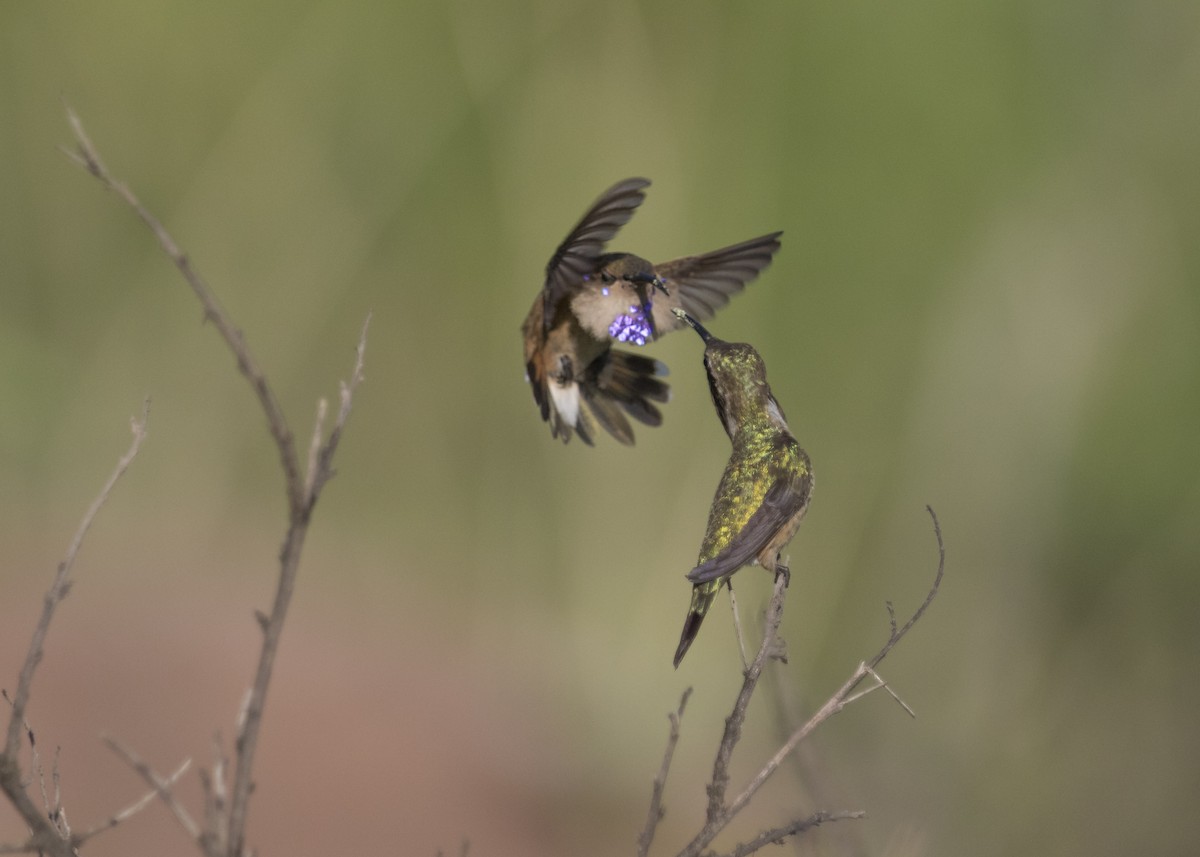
xmin=601 ymin=271 xmax=615 ymax=283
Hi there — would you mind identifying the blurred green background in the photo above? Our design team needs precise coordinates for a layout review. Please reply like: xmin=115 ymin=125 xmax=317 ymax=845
xmin=3 ymin=1 xmax=1200 ymax=855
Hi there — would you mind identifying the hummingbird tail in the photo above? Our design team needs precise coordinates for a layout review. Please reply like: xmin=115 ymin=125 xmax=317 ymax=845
xmin=672 ymin=585 xmax=717 ymax=668
xmin=673 ymin=609 xmax=706 ymax=668
xmin=582 ymin=349 xmax=670 ymax=442
xmin=607 ymin=351 xmax=670 ymax=406
xmin=543 ymin=380 xmax=594 ymax=445
xmin=533 ymin=349 xmax=669 ymax=445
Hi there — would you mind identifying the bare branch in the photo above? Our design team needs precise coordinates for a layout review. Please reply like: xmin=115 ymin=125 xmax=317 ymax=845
xmin=637 ymin=688 xmax=692 ymax=857
xmin=62 ymin=106 xmax=304 ymax=514
xmin=45 ymin=747 xmax=63 ymax=836
xmin=308 ymin=313 xmax=370 ymax=502
xmin=705 ymin=570 xmax=789 ymax=824
xmin=226 ymin=311 xmax=367 ymax=857
xmin=722 ymin=810 xmax=866 ymax=857
xmin=304 ymin=398 xmax=329 ymax=501
xmin=678 ymin=506 xmax=945 ymax=856
xmin=95 ymin=736 xmax=199 ymax=843
xmin=63 ymin=106 xmax=369 ymax=857
xmin=0 ymin=403 xmax=148 ymax=857
xmin=863 ymin=666 xmax=916 ymax=719
xmin=868 ymin=505 xmax=944 ymax=670
xmin=200 ymin=735 xmax=230 ymax=856
xmin=4 ymin=401 xmax=149 ymax=761
xmin=77 ymin=744 xmax=193 ymax=845
xmin=726 ymin=584 xmax=750 ymax=672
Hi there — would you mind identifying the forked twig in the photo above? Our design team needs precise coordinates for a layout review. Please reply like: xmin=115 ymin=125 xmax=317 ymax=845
xmin=76 ymin=749 xmax=193 ymax=845
xmin=670 ymin=506 xmax=944 ymax=857
xmin=0 ymin=404 xmax=149 ymax=857
xmin=62 ymin=106 xmax=369 ymax=857
xmin=97 ymin=736 xmax=200 ymax=843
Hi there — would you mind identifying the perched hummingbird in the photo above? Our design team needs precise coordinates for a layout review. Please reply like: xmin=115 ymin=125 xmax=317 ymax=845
xmin=522 ymin=177 xmax=782 ymax=445
xmin=671 ymin=308 xmax=813 ymax=668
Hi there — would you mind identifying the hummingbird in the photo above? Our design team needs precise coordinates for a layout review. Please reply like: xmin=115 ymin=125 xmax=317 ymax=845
xmin=521 ymin=177 xmax=782 ymax=445
xmin=670 ymin=308 xmax=813 ymax=668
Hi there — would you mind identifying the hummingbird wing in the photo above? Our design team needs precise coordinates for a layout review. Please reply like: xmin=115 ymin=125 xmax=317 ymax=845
xmin=685 ymin=467 xmax=811 ymax=584
xmin=542 ymin=178 xmax=651 ymax=332
xmin=650 ymin=232 xmax=783 ymax=335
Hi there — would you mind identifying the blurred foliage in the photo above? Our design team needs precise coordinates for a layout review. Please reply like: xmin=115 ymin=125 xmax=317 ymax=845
xmin=2 ymin=1 xmax=1199 ymax=855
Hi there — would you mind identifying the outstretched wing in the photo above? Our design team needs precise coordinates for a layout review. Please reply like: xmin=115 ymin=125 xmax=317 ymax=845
xmin=542 ymin=178 xmax=651 ymax=330
xmin=685 ymin=467 xmax=810 ymax=584
xmin=651 ymin=232 xmax=783 ymax=335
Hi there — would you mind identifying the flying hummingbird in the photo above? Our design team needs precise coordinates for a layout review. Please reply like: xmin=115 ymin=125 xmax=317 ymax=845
xmin=671 ymin=308 xmax=813 ymax=668
xmin=521 ymin=177 xmax=782 ymax=445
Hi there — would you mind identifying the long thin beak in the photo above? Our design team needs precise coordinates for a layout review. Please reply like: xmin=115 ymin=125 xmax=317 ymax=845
xmin=671 ymin=307 xmax=714 ymax=343
xmin=628 ymin=271 xmax=670 ymax=296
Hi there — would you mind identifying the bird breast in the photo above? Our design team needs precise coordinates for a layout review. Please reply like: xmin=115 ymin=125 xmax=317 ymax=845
xmin=570 ymin=280 xmax=655 ymax=345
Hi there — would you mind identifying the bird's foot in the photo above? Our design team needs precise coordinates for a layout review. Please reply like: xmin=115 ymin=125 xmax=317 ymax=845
xmin=775 ymin=563 xmax=791 ymax=588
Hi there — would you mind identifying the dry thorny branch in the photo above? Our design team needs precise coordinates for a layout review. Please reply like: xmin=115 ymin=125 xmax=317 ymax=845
xmin=640 ymin=506 xmax=945 ymax=857
xmin=0 ymin=106 xmax=368 ymax=856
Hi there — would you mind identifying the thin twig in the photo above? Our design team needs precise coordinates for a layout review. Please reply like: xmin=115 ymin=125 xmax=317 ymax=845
xmin=0 ymin=404 xmax=148 ymax=857
xmin=44 ymin=747 xmax=59 ymax=832
xmin=309 ymin=314 xmax=370 ymax=500
xmin=49 ymin=748 xmax=69 ymax=840
xmin=304 ymin=398 xmax=329 ymax=501
xmin=864 ymin=666 xmax=916 ymax=718
xmin=227 ymin=319 xmax=367 ymax=856
xmin=637 ymin=688 xmax=692 ymax=857
xmin=867 ymin=506 xmax=944 ymax=671
xmin=228 ymin=314 xmax=367 ymax=856
xmin=63 ymin=106 xmax=369 ymax=857
xmin=722 ymin=810 xmax=866 ymax=857
xmin=726 ymin=585 xmax=750 ymax=672
xmin=63 ymin=107 xmax=304 ymax=513
xmin=4 ymin=401 xmax=149 ymax=760
xmin=677 ymin=506 xmax=945 ymax=857
xmin=726 ymin=508 xmax=943 ymax=823
xmin=704 ymin=571 xmax=789 ymax=824
xmin=0 ymin=695 xmax=53 ymax=830
xmin=96 ymin=736 xmax=199 ymax=843
xmin=200 ymin=735 xmax=230 ymax=855
xmin=841 ymin=671 xmax=888 ymax=707
xmin=77 ymin=748 xmax=193 ymax=845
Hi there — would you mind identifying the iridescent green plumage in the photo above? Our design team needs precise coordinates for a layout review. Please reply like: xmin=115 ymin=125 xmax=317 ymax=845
xmin=672 ymin=309 xmax=812 ymax=668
